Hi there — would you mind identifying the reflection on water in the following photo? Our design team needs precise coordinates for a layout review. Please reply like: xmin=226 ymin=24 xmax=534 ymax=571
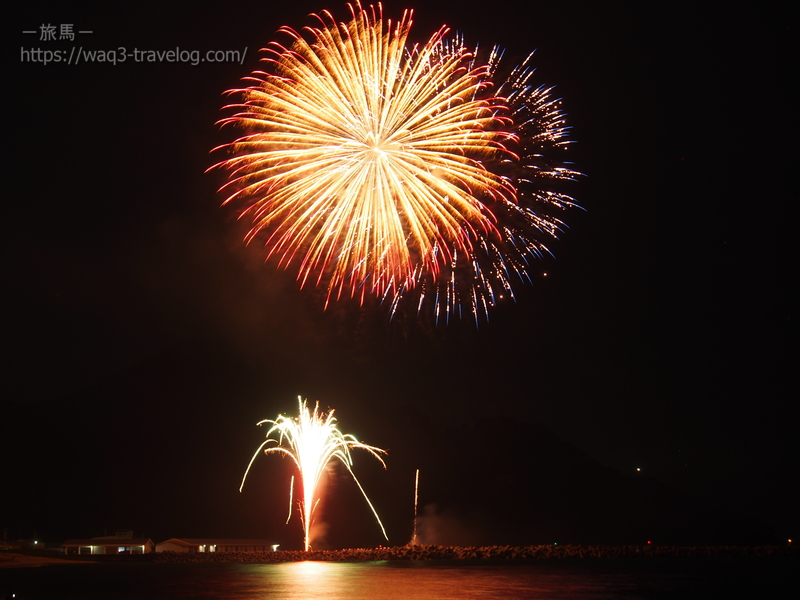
xmin=221 ymin=561 xmax=556 ymax=600
xmin=1 ymin=558 xmax=795 ymax=599
xmin=224 ymin=561 xmax=620 ymax=600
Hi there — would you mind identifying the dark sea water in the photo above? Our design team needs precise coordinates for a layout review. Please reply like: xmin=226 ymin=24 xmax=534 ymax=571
xmin=1 ymin=558 xmax=794 ymax=599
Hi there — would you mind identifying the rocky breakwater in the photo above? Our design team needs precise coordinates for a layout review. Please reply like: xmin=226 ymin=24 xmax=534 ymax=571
xmin=152 ymin=544 xmax=798 ymax=563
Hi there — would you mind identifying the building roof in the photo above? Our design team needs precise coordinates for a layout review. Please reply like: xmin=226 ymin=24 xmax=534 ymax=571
xmin=63 ymin=538 xmax=153 ymax=547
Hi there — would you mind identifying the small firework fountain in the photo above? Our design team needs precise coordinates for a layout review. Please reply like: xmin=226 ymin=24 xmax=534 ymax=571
xmin=240 ymin=397 xmax=388 ymax=551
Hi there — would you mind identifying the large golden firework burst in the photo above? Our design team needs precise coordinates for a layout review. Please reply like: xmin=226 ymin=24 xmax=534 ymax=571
xmin=215 ymin=2 xmax=579 ymax=323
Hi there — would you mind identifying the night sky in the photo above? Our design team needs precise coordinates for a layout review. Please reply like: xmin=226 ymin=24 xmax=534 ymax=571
xmin=4 ymin=1 xmax=795 ymax=550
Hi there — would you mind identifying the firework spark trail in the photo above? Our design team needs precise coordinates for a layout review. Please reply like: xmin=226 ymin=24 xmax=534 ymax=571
xmin=215 ymin=1 xmax=581 ymax=322
xmin=240 ymin=397 xmax=388 ymax=551
xmin=411 ymin=468 xmax=420 ymax=545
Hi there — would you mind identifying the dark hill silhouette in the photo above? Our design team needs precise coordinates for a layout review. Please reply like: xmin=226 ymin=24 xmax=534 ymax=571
xmin=352 ymin=409 xmax=778 ymax=548
xmin=2 ymin=338 xmax=777 ymax=548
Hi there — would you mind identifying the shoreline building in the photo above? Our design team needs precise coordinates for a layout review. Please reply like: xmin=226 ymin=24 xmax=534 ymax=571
xmin=63 ymin=531 xmax=154 ymax=555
